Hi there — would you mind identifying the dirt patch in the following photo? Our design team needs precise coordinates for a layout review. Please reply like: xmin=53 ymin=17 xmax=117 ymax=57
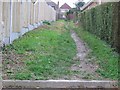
xmin=2 ymin=49 xmax=25 ymax=79
xmin=70 ymin=30 xmax=103 ymax=80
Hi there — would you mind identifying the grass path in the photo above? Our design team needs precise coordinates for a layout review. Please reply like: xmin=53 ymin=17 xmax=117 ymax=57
xmin=2 ymin=21 xmax=77 ymax=80
xmin=68 ymin=22 xmax=118 ymax=80
xmin=70 ymin=30 xmax=103 ymax=80
xmin=2 ymin=21 xmax=118 ymax=80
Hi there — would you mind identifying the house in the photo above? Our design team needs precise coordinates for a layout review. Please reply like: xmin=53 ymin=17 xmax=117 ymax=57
xmin=81 ymin=1 xmax=98 ymax=11
xmin=59 ymin=3 xmax=71 ymax=19
xmin=80 ymin=0 xmax=104 ymax=11
xmin=46 ymin=0 xmax=59 ymax=10
xmin=46 ymin=0 xmax=59 ymax=20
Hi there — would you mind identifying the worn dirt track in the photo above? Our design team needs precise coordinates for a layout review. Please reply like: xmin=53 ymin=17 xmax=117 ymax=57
xmin=70 ymin=30 xmax=103 ymax=80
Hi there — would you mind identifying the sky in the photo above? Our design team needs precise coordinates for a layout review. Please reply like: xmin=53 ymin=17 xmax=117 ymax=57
xmin=51 ymin=0 xmax=90 ymax=8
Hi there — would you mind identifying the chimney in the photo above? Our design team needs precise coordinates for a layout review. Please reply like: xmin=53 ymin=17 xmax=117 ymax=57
xmin=57 ymin=1 xmax=59 ymax=8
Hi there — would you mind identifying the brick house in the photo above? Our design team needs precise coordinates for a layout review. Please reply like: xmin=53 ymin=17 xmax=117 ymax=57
xmin=59 ymin=3 xmax=71 ymax=19
xmin=80 ymin=0 xmax=105 ymax=11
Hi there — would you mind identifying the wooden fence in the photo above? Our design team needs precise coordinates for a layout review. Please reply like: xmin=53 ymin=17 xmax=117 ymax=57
xmin=0 ymin=0 xmax=56 ymax=45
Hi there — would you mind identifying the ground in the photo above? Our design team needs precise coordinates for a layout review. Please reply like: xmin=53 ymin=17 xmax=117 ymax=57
xmin=70 ymin=30 xmax=102 ymax=80
xmin=2 ymin=20 xmax=118 ymax=80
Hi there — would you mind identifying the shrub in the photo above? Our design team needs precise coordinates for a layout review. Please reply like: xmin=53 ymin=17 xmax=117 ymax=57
xmin=79 ymin=2 xmax=120 ymax=53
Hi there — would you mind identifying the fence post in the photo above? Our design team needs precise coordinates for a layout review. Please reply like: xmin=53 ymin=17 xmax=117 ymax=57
xmin=9 ymin=1 xmax=13 ymax=44
xmin=0 ymin=2 xmax=3 ymax=45
xmin=0 ymin=1 xmax=3 ymax=89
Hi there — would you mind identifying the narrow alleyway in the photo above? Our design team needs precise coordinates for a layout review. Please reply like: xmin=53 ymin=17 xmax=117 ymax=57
xmin=1 ymin=1 xmax=119 ymax=89
xmin=2 ymin=21 xmax=118 ymax=89
xmin=2 ymin=21 xmax=118 ymax=81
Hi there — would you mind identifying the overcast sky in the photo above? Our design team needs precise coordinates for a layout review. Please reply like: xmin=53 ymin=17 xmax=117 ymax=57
xmin=51 ymin=0 xmax=90 ymax=8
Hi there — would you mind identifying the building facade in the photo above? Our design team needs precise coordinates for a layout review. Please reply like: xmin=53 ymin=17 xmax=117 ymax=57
xmin=46 ymin=0 xmax=59 ymax=20
xmin=59 ymin=3 xmax=71 ymax=19
xmin=80 ymin=0 xmax=106 ymax=11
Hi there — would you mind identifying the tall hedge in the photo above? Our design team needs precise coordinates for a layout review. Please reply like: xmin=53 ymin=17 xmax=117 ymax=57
xmin=80 ymin=2 xmax=120 ymax=53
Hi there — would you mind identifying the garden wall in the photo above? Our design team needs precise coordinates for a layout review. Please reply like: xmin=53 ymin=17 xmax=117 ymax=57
xmin=80 ymin=2 xmax=120 ymax=53
xmin=0 ymin=0 xmax=56 ymax=45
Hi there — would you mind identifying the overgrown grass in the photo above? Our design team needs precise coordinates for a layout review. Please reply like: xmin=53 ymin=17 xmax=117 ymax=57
xmin=3 ymin=20 xmax=118 ymax=80
xmin=71 ymin=22 xmax=119 ymax=80
xmin=2 ymin=21 xmax=76 ymax=80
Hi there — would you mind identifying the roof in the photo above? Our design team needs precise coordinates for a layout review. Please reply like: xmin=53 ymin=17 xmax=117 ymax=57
xmin=60 ymin=3 xmax=71 ymax=9
xmin=81 ymin=0 xmax=99 ymax=11
xmin=81 ymin=2 xmax=94 ymax=10
xmin=46 ymin=0 xmax=58 ymax=10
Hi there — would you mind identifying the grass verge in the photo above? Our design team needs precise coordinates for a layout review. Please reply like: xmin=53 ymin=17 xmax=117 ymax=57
xmin=2 ymin=21 xmax=76 ymax=80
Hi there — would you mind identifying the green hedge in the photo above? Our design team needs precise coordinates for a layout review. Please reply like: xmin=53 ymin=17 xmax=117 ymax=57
xmin=79 ymin=2 xmax=120 ymax=53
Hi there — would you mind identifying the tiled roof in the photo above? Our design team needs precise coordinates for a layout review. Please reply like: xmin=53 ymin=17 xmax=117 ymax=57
xmin=60 ymin=3 xmax=71 ymax=9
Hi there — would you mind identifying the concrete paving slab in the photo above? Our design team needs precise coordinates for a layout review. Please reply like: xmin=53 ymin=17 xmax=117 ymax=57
xmin=2 ymin=80 xmax=118 ymax=89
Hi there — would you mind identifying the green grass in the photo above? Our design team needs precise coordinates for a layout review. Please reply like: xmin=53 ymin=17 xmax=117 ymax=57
xmin=3 ymin=21 xmax=76 ymax=80
xmin=71 ymin=23 xmax=119 ymax=80
xmin=3 ymin=20 xmax=118 ymax=80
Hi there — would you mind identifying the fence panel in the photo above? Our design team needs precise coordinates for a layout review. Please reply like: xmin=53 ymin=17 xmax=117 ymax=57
xmin=2 ymin=2 xmax=11 ymax=44
xmin=0 ymin=0 xmax=56 ymax=45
